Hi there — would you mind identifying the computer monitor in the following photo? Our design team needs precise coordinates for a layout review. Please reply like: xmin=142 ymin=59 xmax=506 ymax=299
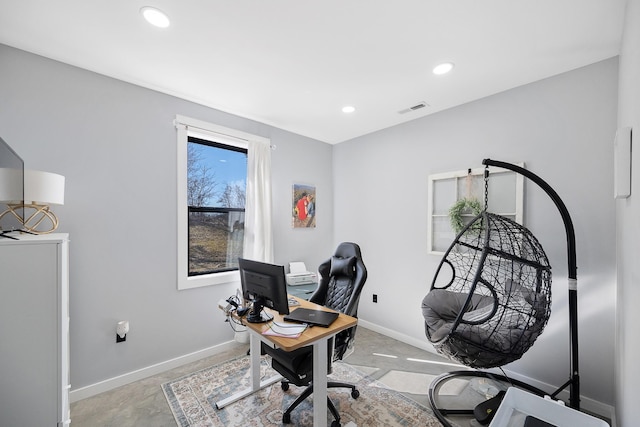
xmin=0 ymin=136 xmax=25 ymax=238
xmin=238 ymin=258 xmax=290 ymax=323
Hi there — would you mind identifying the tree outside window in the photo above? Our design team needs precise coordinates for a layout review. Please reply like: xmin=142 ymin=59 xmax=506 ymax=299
xmin=187 ymin=136 xmax=247 ymax=276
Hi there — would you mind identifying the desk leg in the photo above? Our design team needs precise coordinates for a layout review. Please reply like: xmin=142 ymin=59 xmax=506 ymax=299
xmin=313 ymin=338 xmax=328 ymax=426
xmin=250 ymin=331 xmax=261 ymax=390
xmin=215 ymin=332 xmax=281 ymax=409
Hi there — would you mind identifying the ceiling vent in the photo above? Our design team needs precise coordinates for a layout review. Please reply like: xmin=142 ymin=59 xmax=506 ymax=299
xmin=398 ymin=101 xmax=429 ymax=114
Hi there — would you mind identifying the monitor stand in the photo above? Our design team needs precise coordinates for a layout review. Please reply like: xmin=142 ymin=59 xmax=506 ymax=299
xmin=246 ymin=298 xmax=274 ymax=323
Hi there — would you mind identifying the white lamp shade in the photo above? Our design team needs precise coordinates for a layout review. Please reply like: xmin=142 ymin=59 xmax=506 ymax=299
xmin=0 ymin=168 xmax=65 ymax=205
xmin=25 ymin=170 xmax=65 ymax=205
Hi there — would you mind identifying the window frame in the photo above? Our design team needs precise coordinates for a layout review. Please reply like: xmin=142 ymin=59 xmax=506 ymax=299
xmin=175 ymin=115 xmax=267 ymax=290
xmin=427 ymin=164 xmax=524 ymax=255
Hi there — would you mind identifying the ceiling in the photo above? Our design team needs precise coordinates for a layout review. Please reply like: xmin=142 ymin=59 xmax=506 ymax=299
xmin=0 ymin=1 xmax=627 ymax=144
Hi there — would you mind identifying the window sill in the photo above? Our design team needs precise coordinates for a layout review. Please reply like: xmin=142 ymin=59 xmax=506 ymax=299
xmin=178 ymin=270 xmax=240 ymax=290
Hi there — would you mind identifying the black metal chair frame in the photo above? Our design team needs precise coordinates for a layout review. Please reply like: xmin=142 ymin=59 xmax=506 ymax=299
xmin=426 ymin=159 xmax=580 ymax=426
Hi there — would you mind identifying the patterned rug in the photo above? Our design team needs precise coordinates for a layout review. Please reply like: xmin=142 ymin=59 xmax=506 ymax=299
xmin=162 ymin=355 xmax=442 ymax=426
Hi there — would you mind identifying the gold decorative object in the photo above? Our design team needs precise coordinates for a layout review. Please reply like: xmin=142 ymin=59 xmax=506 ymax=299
xmin=0 ymin=169 xmax=65 ymax=235
xmin=0 ymin=202 xmax=59 ymax=234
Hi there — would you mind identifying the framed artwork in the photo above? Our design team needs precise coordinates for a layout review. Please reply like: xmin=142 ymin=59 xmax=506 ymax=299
xmin=292 ymin=183 xmax=316 ymax=228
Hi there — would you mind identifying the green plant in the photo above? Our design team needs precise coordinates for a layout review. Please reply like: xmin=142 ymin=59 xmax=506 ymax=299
xmin=449 ymin=198 xmax=483 ymax=233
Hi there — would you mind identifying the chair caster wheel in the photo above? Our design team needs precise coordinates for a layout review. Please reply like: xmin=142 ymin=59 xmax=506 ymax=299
xmin=331 ymin=421 xmax=341 ymax=427
xmin=281 ymin=382 xmax=289 ymax=391
xmin=282 ymin=413 xmax=291 ymax=424
xmin=351 ymin=389 xmax=360 ymax=399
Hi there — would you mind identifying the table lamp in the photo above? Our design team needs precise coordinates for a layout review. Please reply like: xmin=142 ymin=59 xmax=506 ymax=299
xmin=0 ymin=169 xmax=65 ymax=234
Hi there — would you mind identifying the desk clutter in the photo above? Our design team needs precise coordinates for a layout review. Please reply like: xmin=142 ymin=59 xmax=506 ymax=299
xmin=263 ymin=321 xmax=307 ymax=338
xmin=287 ymin=297 xmax=300 ymax=306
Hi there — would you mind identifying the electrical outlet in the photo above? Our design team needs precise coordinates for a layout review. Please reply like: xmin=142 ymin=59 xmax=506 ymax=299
xmin=116 ymin=320 xmax=129 ymax=343
xmin=373 ymin=294 xmax=378 ymax=303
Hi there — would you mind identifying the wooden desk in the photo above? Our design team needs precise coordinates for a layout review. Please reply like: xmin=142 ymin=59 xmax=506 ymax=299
xmin=215 ymin=296 xmax=357 ymax=426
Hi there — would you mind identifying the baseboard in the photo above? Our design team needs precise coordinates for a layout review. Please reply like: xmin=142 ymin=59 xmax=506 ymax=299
xmin=359 ymin=319 xmax=614 ymax=422
xmin=358 ymin=319 xmax=438 ymax=355
xmin=70 ymin=340 xmax=238 ymax=403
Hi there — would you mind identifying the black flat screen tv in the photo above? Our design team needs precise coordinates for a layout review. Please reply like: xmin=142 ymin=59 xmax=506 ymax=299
xmin=0 ymin=136 xmax=24 ymax=237
xmin=238 ymin=258 xmax=290 ymax=323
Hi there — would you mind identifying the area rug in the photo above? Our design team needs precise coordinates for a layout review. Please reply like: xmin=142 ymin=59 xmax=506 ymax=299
xmin=162 ymin=355 xmax=442 ymax=426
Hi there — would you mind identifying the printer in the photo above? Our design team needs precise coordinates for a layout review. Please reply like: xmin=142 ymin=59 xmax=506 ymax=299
xmin=286 ymin=262 xmax=317 ymax=286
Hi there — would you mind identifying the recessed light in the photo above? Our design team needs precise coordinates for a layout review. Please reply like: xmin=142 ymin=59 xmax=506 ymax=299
xmin=342 ymin=106 xmax=356 ymax=114
xmin=433 ymin=62 xmax=455 ymax=75
xmin=140 ymin=7 xmax=171 ymax=28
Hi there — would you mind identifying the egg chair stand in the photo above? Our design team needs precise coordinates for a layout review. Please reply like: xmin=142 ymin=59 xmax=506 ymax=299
xmin=424 ymin=159 xmax=580 ymax=426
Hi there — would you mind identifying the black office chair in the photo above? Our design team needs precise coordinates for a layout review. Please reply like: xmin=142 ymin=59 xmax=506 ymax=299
xmin=262 ymin=242 xmax=367 ymax=427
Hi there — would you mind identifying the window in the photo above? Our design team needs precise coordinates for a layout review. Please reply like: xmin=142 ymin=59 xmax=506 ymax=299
xmin=175 ymin=115 xmax=273 ymax=290
xmin=427 ymin=164 xmax=524 ymax=254
xmin=187 ymin=136 xmax=247 ymax=276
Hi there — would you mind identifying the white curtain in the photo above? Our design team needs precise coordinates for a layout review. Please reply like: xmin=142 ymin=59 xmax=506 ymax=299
xmin=244 ymin=139 xmax=274 ymax=263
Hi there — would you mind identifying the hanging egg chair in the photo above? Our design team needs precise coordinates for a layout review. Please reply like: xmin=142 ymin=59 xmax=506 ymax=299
xmin=422 ymin=211 xmax=552 ymax=368
xmin=422 ymin=159 xmax=581 ymax=427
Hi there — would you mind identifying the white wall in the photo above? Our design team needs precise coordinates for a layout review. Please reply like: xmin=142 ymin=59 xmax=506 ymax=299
xmin=615 ymin=0 xmax=640 ymax=425
xmin=334 ymin=58 xmax=618 ymax=411
xmin=0 ymin=40 xmax=623 ymax=415
xmin=0 ymin=44 xmax=334 ymax=391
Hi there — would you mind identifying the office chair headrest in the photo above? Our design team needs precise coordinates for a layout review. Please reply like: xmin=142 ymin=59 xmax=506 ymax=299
xmin=333 ymin=242 xmax=363 ymax=260
xmin=330 ymin=256 xmax=356 ymax=278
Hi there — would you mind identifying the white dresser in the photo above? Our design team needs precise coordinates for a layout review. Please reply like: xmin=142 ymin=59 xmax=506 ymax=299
xmin=0 ymin=233 xmax=70 ymax=427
